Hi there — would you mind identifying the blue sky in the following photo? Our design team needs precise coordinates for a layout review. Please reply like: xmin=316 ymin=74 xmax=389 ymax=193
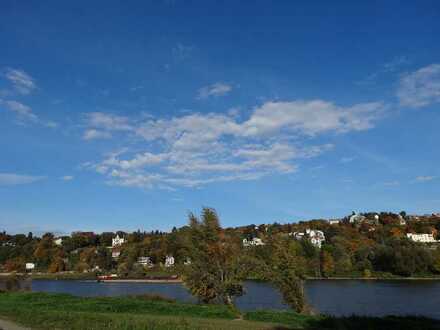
xmin=1 ymin=1 xmax=440 ymax=234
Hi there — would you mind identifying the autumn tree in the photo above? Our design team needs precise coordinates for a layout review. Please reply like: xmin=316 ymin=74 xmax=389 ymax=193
xmin=182 ymin=208 xmax=245 ymax=306
xmin=267 ymin=236 xmax=308 ymax=313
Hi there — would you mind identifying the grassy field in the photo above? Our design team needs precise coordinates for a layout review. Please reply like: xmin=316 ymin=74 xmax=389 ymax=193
xmin=0 ymin=292 xmax=439 ymax=330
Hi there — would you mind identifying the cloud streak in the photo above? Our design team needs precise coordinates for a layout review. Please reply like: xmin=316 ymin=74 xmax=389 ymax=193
xmin=0 ymin=173 xmax=46 ymax=186
xmin=82 ymin=99 xmax=385 ymax=189
xmin=397 ymin=64 xmax=440 ymax=108
xmin=197 ymin=82 xmax=232 ymax=99
xmin=3 ymin=68 xmax=36 ymax=95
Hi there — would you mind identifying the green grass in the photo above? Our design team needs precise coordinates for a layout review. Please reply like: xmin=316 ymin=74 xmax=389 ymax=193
xmin=0 ymin=292 xmax=440 ymax=330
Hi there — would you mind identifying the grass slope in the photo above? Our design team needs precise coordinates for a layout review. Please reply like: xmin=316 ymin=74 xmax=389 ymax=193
xmin=0 ymin=292 xmax=439 ymax=330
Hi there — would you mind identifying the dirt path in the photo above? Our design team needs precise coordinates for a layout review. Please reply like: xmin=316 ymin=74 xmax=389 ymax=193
xmin=0 ymin=319 xmax=30 ymax=330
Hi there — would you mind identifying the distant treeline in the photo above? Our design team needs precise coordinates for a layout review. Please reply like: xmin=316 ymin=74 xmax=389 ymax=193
xmin=1 ymin=211 xmax=440 ymax=278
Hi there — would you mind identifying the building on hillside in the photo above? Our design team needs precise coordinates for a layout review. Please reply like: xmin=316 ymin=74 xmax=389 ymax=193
xmin=398 ymin=214 xmax=407 ymax=226
xmin=406 ymin=233 xmax=438 ymax=243
xmin=165 ymin=255 xmax=175 ymax=267
xmin=25 ymin=263 xmax=35 ymax=271
xmin=54 ymin=237 xmax=63 ymax=246
xmin=291 ymin=229 xmax=326 ymax=248
xmin=242 ymin=237 xmax=265 ymax=247
xmin=349 ymin=213 xmax=379 ymax=225
xmin=137 ymin=256 xmax=154 ymax=268
xmin=112 ymin=234 xmax=125 ymax=247
xmin=112 ymin=250 xmax=121 ymax=259
xmin=328 ymin=219 xmax=340 ymax=225
xmin=349 ymin=213 xmax=367 ymax=224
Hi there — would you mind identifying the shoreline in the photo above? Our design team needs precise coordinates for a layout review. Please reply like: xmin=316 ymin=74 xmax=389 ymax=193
xmin=306 ymin=277 xmax=440 ymax=281
xmin=95 ymin=279 xmax=183 ymax=283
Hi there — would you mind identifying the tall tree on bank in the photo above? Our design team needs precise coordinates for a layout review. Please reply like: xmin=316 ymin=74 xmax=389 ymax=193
xmin=182 ymin=208 xmax=245 ymax=306
xmin=268 ymin=236 xmax=308 ymax=313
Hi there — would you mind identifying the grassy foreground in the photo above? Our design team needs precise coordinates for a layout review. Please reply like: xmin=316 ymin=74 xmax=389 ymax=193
xmin=0 ymin=292 xmax=439 ymax=330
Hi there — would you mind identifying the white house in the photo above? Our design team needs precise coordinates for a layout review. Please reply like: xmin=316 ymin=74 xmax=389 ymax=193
xmin=165 ymin=255 xmax=175 ymax=267
xmin=137 ymin=256 xmax=154 ymax=268
xmin=328 ymin=219 xmax=340 ymax=225
xmin=398 ymin=215 xmax=406 ymax=226
xmin=54 ymin=237 xmax=63 ymax=246
xmin=407 ymin=233 xmax=438 ymax=243
xmin=291 ymin=229 xmax=326 ymax=248
xmin=112 ymin=234 xmax=125 ymax=247
xmin=112 ymin=250 xmax=121 ymax=259
xmin=25 ymin=263 xmax=35 ymax=271
xmin=242 ymin=237 xmax=265 ymax=247
xmin=349 ymin=213 xmax=367 ymax=224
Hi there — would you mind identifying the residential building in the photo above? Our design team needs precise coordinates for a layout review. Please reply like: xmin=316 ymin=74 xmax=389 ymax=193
xmin=242 ymin=237 xmax=265 ymax=247
xmin=25 ymin=263 xmax=35 ymax=271
xmin=407 ymin=233 xmax=438 ymax=243
xmin=137 ymin=256 xmax=154 ymax=267
xmin=54 ymin=237 xmax=63 ymax=246
xmin=112 ymin=234 xmax=125 ymax=247
xmin=112 ymin=250 xmax=121 ymax=259
xmin=398 ymin=214 xmax=406 ymax=226
xmin=165 ymin=255 xmax=175 ymax=267
xmin=329 ymin=219 xmax=340 ymax=225
xmin=291 ymin=229 xmax=326 ymax=248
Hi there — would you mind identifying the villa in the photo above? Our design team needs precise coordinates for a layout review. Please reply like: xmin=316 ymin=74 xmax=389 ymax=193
xmin=137 ymin=256 xmax=154 ymax=267
xmin=165 ymin=255 xmax=175 ymax=267
xmin=406 ymin=233 xmax=438 ymax=243
xmin=242 ymin=237 xmax=265 ymax=247
xmin=291 ymin=229 xmax=326 ymax=248
xmin=25 ymin=263 xmax=35 ymax=271
xmin=53 ymin=237 xmax=63 ymax=246
xmin=112 ymin=234 xmax=125 ymax=247
xmin=112 ymin=250 xmax=121 ymax=259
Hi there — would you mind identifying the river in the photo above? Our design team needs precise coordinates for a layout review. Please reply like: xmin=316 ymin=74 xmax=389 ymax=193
xmin=31 ymin=279 xmax=440 ymax=318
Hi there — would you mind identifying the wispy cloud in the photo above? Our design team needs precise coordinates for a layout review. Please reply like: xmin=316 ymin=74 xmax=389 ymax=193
xmin=415 ymin=175 xmax=436 ymax=183
xmin=383 ymin=56 xmax=410 ymax=72
xmin=0 ymin=173 xmax=46 ymax=186
xmin=83 ymin=129 xmax=112 ymax=140
xmin=197 ymin=82 xmax=232 ymax=100
xmin=397 ymin=64 xmax=440 ymax=108
xmin=3 ymin=68 xmax=36 ymax=95
xmin=82 ymin=98 xmax=384 ymax=189
xmin=60 ymin=175 xmax=74 ymax=181
xmin=340 ymin=157 xmax=355 ymax=163
xmin=357 ymin=56 xmax=410 ymax=86
xmin=383 ymin=180 xmax=400 ymax=187
xmin=172 ymin=43 xmax=193 ymax=61
xmin=1 ymin=99 xmax=57 ymax=128
xmin=1 ymin=100 xmax=38 ymax=122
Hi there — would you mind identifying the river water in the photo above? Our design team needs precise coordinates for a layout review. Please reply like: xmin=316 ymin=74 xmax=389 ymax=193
xmin=31 ymin=279 xmax=440 ymax=318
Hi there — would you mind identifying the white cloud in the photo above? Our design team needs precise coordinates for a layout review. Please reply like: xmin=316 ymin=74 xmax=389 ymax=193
xmin=85 ymin=112 xmax=132 ymax=131
xmin=61 ymin=176 xmax=74 ymax=181
xmin=397 ymin=64 xmax=440 ymax=108
xmin=0 ymin=173 xmax=46 ymax=186
xmin=383 ymin=181 xmax=400 ymax=187
xmin=1 ymin=99 xmax=58 ymax=128
xmin=82 ymin=99 xmax=384 ymax=189
xmin=241 ymin=100 xmax=385 ymax=136
xmin=415 ymin=176 xmax=436 ymax=182
xmin=2 ymin=100 xmax=38 ymax=122
xmin=3 ymin=68 xmax=36 ymax=95
xmin=383 ymin=56 xmax=410 ymax=72
xmin=83 ymin=129 xmax=112 ymax=140
xmin=197 ymin=82 xmax=232 ymax=99
xmin=340 ymin=157 xmax=355 ymax=163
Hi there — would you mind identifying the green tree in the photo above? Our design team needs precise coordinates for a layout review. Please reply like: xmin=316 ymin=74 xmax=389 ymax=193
xmin=268 ymin=236 xmax=307 ymax=313
xmin=182 ymin=208 xmax=245 ymax=306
